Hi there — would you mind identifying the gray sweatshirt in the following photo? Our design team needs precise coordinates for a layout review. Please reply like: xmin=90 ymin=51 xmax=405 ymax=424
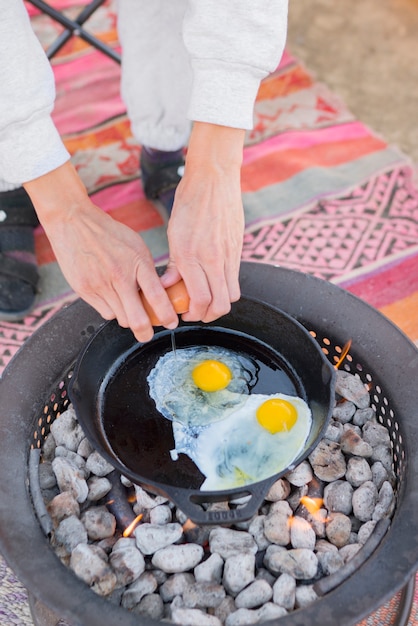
xmin=0 ymin=0 xmax=288 ymax=186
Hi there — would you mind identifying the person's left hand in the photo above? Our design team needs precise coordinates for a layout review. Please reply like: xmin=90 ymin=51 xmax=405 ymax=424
xmin=161 ymin=122 xmax=246 ymax=323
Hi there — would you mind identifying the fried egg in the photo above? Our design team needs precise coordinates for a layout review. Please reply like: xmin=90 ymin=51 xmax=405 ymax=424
xmin=171 ymin=392 xmax=312 ymax=490
xmin=147 ymin=346 xmax=258 ymax=427
xmin=147 ymin=346 xmax=312 ymax=490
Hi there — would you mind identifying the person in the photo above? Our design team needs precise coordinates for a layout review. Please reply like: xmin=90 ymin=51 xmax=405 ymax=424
xmin=0 ymin=0 xmax=288 ymax=342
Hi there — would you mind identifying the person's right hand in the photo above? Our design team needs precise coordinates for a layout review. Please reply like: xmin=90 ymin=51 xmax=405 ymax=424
xmin=24 ymin=161 xmax=179 ymax=342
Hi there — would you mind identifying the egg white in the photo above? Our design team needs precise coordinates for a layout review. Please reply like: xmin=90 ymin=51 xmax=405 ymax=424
xmin=170 ymin=392 xmax=312 ymax=490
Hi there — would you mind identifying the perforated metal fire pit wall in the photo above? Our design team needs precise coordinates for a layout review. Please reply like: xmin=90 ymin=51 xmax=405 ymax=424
xmin=1 ymin=262 xmax=418 ymax=626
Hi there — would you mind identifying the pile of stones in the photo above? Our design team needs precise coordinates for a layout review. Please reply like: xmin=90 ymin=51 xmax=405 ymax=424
xmin=38 ymin=369 xmax=396 ymax=626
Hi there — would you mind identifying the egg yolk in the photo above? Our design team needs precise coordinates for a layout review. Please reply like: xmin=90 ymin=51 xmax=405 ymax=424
xmin=192 ymin=359 xmax=232 ymax=392
xmin=256 ymin=398 xmax=298 ymax=434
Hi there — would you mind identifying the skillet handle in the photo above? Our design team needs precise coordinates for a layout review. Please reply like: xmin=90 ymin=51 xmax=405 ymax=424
xmin=166 ymin=480 xmax=275 ymax=525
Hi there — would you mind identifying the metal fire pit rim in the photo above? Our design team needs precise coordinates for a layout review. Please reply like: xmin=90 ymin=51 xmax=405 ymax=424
xmin=0 ymin=262 xmax=417 ymax=626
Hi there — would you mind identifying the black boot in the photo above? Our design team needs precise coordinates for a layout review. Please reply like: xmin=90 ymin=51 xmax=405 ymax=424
xmin=0 ymin=187 xmax=39 ymax=321
xmin=140 ymin=147 xmax=184 ymax=220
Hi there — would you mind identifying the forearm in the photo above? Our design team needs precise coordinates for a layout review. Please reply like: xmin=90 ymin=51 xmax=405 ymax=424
xmin=23 ymin=161 xmax=91 ymax=228
xmin=0 ymin=1 xmax=69 ymax=185
xmin=185 ymin=122 xmax=245 ymax=172
xmin=184 ymin=0 xmax=288 ymax=129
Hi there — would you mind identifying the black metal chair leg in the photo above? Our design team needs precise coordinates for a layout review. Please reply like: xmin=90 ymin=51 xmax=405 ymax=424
xmin=26 ymin=0 xmax=121 ymax=63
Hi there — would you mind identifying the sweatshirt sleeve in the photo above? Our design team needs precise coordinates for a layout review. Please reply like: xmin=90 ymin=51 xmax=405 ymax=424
xmin=183 ymin=0 xmax=288 ymax=130
xmin=0 ymin=0 xmax=70 ymax=185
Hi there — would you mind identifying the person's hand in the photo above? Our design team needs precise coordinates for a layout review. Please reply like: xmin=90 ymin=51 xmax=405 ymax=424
xmin=24 ymin=162 xmax=179 ymax=342
xmin=162 ymin=122 xmax=246 ymax=323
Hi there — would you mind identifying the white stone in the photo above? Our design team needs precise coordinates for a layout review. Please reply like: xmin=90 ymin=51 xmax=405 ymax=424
xmin=109 ymin=537 xmax=146 ymax=587
xmin=171 ymin=607 xmax=222 ymax=626
xmin=272 ymin=572 xmax=296 ymax=610
xmin=235 ymin=579 xmax=273 ymax=609
xmin=70 ymin=543 xmax=117 ymax=596
xmin=151 ymin=544 xmax=204 ymax=573
xmin=223 ymin=552 xmax=255 ymax=595
xmin=209 ymin=527 xmax=258 ymax=559
xmin=289 ymin=516 xmax=316 ymax=550
xmin=135 ymin=522 xmax=183 ymax=555
xmin=194 ymin=552 xmax=224 ymax=583
xmin=121 ymin=571 xmax=157 ymax=608
xmin=52 ymin=456 xmax=88 ymax=503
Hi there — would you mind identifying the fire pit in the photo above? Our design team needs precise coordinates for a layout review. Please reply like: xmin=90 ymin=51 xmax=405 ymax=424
xmin=0 ymin=262 xmax=418 ymax=626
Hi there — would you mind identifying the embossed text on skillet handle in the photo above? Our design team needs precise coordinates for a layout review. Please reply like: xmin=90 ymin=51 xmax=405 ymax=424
xmin=169 ymin=481 xmax=275 ymax=526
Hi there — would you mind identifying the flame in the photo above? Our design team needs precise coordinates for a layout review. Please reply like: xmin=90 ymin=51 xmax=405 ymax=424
xmin=300 ymin=496 xmax=331 ymax=524
xmin=300 ymin=496 xmax=323 ymax=516
xmin=334 ymin=339 xmax=352 ymax=370
xmin=183 ymin=518 xmax=197 ymax=532
xmin=123 ymin=513 xmax=143 ymax=538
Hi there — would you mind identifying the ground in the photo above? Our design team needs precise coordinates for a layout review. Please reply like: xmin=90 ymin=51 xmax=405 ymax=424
xmin=287 ymin=0 xmax=418 ymax=166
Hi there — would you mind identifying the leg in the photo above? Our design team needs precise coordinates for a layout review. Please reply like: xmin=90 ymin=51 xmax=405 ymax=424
xmin=117 ymin=0 xmax=192 ymax=150
xmin=0 ymin=181 xmax=39 ymax=321
xmin=117 ymin=0 xmax=192 ymax=216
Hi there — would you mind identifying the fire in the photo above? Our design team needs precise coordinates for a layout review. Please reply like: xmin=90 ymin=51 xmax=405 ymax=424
xmin=123 ymin=513 xmax=143 ymax=538
xmin=300 ymin=496 xmax=323 ymax=515
xmin=334 ymin=339 xmax=352 ymax=370
xmin=183 ymin=518 xmax=197 ymax=532
xmin=300 ymin=496 xmax=330 ymax=524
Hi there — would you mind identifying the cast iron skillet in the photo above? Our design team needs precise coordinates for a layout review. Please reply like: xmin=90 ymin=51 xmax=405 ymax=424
xmin=69 ymin=296 xmax=335 ymax=524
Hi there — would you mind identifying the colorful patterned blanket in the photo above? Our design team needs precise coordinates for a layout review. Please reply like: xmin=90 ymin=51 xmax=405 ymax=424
xmin=1 ymin=1 xmax=417 ymax=623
